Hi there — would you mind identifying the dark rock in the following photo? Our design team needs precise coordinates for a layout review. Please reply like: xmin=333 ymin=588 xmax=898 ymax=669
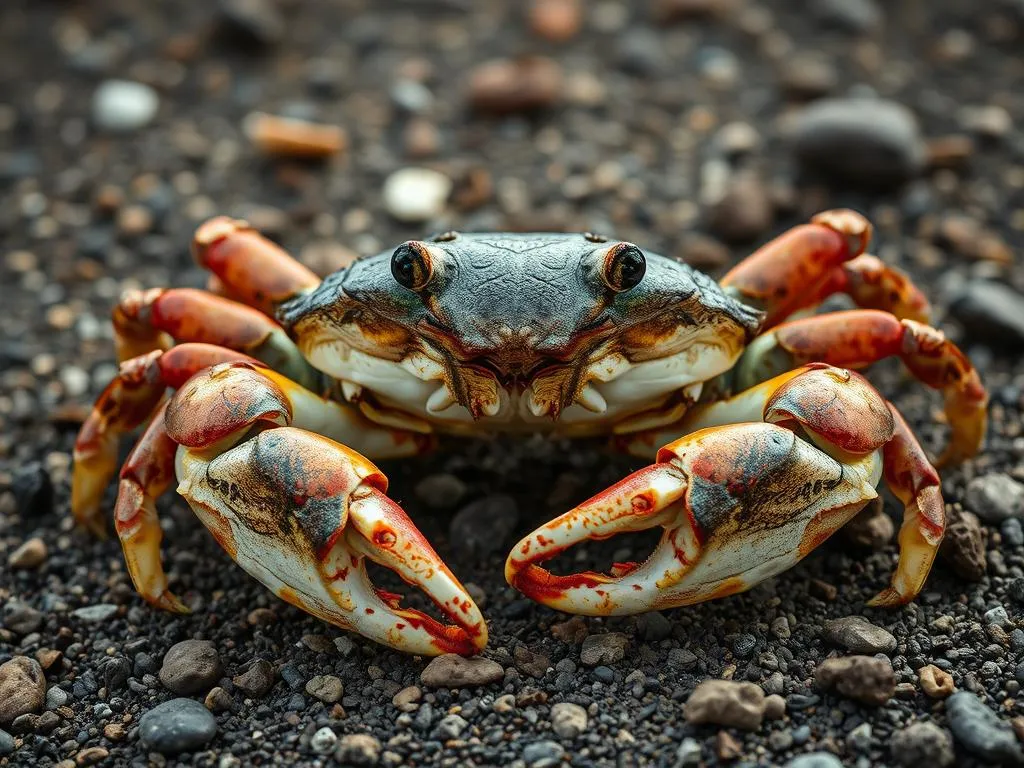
xmin=138 ymin=698 xmax=217 ymax=754
xmin=812 ymin=0 xmax=882 ymax=33
xmin=99 ymin=657 xmax=131 ymax=692
xmin=449 ymin=495 xmax=519 ymax=560
xmin=950 ymin=281 xmax=1024 ymax=349
xmin=890 ymin=721 xmax=955 ymax=767
xmin=791 ymin=98 xmax=926 ymax=188
xmin=233 ymin=659 xmax=276 ymax=698
xmin=11 ymin=463 xmax=53 ymax=518
xmin=945 ymin=691 xmax=1024 ymax=764
xmin=940 ymin=508 xmax=987 ymax=581
xmin=216 ymin=0 xmax=284 ymax=47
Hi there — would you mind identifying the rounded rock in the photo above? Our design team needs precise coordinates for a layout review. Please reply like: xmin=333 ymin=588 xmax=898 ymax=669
xmin=0 ymin=657 xmax=45 ymax=725
xmin=550 ymin=702 xmax=588 ymax=738
xmin=159 ymin=640 xmax=224 ymax=695
xmin=786 ymin=754 xmax=844 ymax=768
xmin=92 ymin=80 xmax=159 ymax=132
xmin=684 ymin=679 xmax=766 ymax=730
xmin=890 ymin=721 xmax=955 ymax=767
xmin=420 ymin=654 xmax=504 ymax=688
xmin=945 ymin=691 xmax=1024 ymax=764
xmin=790 ymin=98 xmax=926 ymax=188
xmin=305 ymin=674 xmax=344 ymax=704
xmin=8 ymin=537 xmax=47 ymax=569
xmin=822 ymin=616 xmax=897 ymax=654
xmin=138 ymin=698 xmax=217 ymax=754
xmin=335 ymin=733 xmax=382 ymax=766
xmin=815 ymin=655 xmax=895 ymax=705
xmin=382 ymin=168 xmax=452 ymax=224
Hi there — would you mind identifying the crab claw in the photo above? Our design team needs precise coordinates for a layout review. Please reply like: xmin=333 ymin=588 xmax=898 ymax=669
xmin=507 ymin=422 xmax=882 ymax=615
xmin=177 ymin=427 xmax=486 ymax=656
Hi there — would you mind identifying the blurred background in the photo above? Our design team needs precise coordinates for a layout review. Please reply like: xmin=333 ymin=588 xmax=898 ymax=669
xmin=1 ymin=1 xmax=1023 ymax=766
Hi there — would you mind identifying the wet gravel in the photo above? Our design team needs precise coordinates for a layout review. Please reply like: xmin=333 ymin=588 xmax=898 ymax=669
xmin=1 ymin=0 xmax=1024 ymax=765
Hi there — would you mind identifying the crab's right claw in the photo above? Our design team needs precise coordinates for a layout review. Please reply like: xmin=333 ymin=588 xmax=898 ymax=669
xmin=507 ymin=422 xmax=882 ymax=615
xmin=176 ymin=427 xmax=486 ymax=656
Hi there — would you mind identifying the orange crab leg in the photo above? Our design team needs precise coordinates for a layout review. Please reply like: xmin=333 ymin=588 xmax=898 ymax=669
xmin=112 ymin=287 xmax=315 ymax=388
xmin=802 ymin=254 xmax=932 ymax=324
xmin=721 ymin=209 xmax=872 ymax=328
xmin=192 ymin=217 xmax=321 ymax=316
xmin=735 ymin=309 xmax=987 ymax=466
xmin=72 ymin=344 xmax=256 ymax=535
xmin=113 ymin=402 xmax=189 ymax=612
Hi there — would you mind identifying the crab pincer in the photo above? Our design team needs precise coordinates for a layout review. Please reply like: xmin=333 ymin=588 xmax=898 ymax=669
xmin=168 ymin=364 xmax=485 ymax=656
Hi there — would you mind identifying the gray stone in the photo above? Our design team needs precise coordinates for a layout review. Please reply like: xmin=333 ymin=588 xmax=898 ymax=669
xmin=45 ymin=687 xmax=68 ymax=709
xmin=159 ymin=640 xmax=223 ymax=695
xmin=950 ymin=281 xmax=1024 ymax=350
xmin=310 ymin=726 xmax=337 ymax=755
xmin=523 ymin=739 xmax=565 ymax=767
xmin=890 ymin=721 xmax=955 ymax=767
xmin=791 ymin=98 xmax=926 ymax=188
xmin=305 ymin=674 xmax=343 ymax=704
xmin=812 ymin=0 xmax=882 ymax=32
xmin=449 ymin=495 xmax=520 ymax=559
xmin=550 ymin=702 xmax=588 ymax=738
xmin=786 ymin=754 xmax=844 ymax=768
xmin=0 ymin=729 xmax=13 ymax=756
xmin=2 ymin=602 xmax=42 ymax=635
xmin=92 ymin=81 xmax=159 ymax=132
xmin=580 ymin=633 xmax=629 ymax=666
xmin=138 ymin=698 xmax=217 ymax=754
xmin=435 ymin=713 xmax=468 ymax=740
xmin=965 ymin=473 xmax=1024 ymax=522
xmin=71 ymin=604 xmax=118 ymax=623
xmin=823 ymin=616 xmax=897 ymax=654
xmin=421 ymin=654 xmax=504 ymax=688
xmin=945 ymin=691 xmax=1024 ymax=764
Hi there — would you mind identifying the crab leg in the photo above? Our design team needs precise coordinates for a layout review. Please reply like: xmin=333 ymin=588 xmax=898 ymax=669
xmin=112 ymin=287 xmax=316 ymax=388
xmin=733 ymin=309 xmax=987 ymax=466
xmin=509 ymin=365 xmax=942 ymax=613
xmin=165 ymin=366 xmax=477 ymax=655
xmin=71 ymin=344 xmax=257 ymax=535
xmin=192 ymin=217 xmax=321 ymax=316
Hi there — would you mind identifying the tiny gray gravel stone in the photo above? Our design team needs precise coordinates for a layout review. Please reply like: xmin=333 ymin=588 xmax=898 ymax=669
xmin=138 ymin=698 xmax=217 ymax=754
xmin=965 ymin=473 xmax=1024 ymax=522
xmin=791 ymin=98 xmax=925 ymax=187
xmin=44 ymin=687 xmax=68 ymax=709
xmin=945 ymin=691 xmax=1024 ymax=764
xmin=92 ymin=80 xmax=159 ymax=132
xmin=580 ymin=633 xmax=629 ymax=666
xmin=71 ymin=604 xmax=118 ymax=623
xmin=823 ymin=616 xmax=897 ymax=654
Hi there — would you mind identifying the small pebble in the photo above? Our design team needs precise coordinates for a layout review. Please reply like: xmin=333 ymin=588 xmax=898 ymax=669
xmin=71 ymin=604 xmax=118 ymax=623
xmin=815 ymin=655 xmax=895 ymax=705
xmin=232 ymin=659 xmax=275 ymax=698
xmin=310 ymin=726 xmax=337 ymax=755
xmin=468 ymin=57 xmax=563 ymax=114
xmin=684 ymin=679 xmax=766 ymax=730
xmin=382 ymin=167 xmax=452 ymax=223
xmin=420 ymin=654 xmax=504 ymax=688
xmin=335 ymin=733 xmax=382 ymax=766
xmin=580 ymin=633 xmax=629 ymax=666
xmin=550 ymin=702 xmax=588 ymax=738
xmin=0 ymin=657 xmax=45 ymax=725
xmin=138 ymin=698 xmax=217 ymax=754
xmin=159 ymin=640 xmax=223 ymax=695
xmin=823 ymin=616 xmax=897 ymax=654
xmin=305 ymin=674 xmax=344 ymax=704
xmin=92 ymin=80 xmax=159 ymax=132
xmin=965 ymin=473 xmax=1024 ymax=522
xmin=890 ymin=721 xmax=955 ymax=767
xmin=918 ymin=664 xmax=955 ymax=698
xmin=8 ymin=538 xmax=47 ymax=569
xmin=945 ymin=691 xmax=1024 ymax=764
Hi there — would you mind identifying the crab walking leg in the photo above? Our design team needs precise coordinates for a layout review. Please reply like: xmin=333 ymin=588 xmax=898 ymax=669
xmin=192 ymin=216 xmax=321 ymax=316
xmin=112 ymin=287 xmax=316 ymax=388
xmin=619 ymin=365 xmax=944 ymax=606
xmin=733 ymin=309 xmax=988 ymax=466
xmin=799 ymin=254 xmax=932 ymax=324
xmin=112 ymin=402 xmax=189 ymax=612
xmin=720 ymin=209 xmax=872 ymax=329
xmin=173 ymin=425 xmax=482 ymax=655
xmin=71 ymin=343 xmax=258 ymax=535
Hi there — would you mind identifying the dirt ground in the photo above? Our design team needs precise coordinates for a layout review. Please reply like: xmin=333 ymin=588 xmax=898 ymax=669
xmin=1 ymin=0 xmax=1023 ymax=766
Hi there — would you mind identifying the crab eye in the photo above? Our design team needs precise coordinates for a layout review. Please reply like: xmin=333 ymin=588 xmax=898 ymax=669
xmin=602 ymin=243 xmax=646 ymax=292
xmin=391 ymin=242 xmax=433 ymax=291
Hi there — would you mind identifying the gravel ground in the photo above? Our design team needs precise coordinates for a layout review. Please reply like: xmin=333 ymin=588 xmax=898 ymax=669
xmin=2 ymin=0 xmax=1024 ymax=766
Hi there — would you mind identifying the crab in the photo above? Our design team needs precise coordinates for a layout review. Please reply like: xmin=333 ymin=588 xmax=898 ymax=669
xmin=70 ymin=210 xmax=987 ymax=656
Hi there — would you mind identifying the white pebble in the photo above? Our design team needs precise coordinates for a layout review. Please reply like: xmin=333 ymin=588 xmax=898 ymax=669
xmin=310 ymin=726 xmax=337 ymax=755
xmin=382 ymin=167 xmax=452 ymax=223
xmin=92 ymin=80 xmax=159 ymax=132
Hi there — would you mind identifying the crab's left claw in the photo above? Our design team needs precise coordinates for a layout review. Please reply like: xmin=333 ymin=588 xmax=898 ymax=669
xmin=176 ymin=427 xmax=487 ymax=656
